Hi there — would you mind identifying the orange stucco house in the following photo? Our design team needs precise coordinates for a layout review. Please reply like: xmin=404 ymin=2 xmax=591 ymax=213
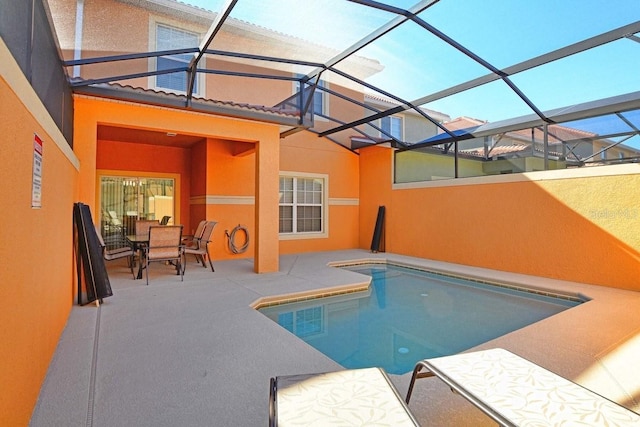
xmin=57 ymin=0 xmax=373 ymax=272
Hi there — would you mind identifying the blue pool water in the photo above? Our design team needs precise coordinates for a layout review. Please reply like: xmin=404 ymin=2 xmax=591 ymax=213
xmin=258 ymin=263 xmax=582 ymax=374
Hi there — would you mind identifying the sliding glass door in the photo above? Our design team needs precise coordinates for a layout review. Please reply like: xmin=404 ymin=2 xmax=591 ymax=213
xmin=100 ymin=176 xmax=175 ymax=238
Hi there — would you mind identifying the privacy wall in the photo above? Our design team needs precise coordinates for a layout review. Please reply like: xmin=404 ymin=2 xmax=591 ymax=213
xmin=0 ymin=41 xmax=79 ymax=425
xmin=359 ymin=146 xmax=640 ymax=291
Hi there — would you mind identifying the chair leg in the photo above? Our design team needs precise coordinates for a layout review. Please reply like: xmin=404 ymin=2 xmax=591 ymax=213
xmin=145 ymin=257 xmax=149 ymax=286
xmin=206 ymin=246 xmax=214 ymax=272
xmin=129 ymin=255 xmax=135 ymax=279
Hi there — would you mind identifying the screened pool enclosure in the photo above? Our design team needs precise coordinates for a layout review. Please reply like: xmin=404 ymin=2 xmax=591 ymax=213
xmin=43 ymin=0 xmax=640 ymax=180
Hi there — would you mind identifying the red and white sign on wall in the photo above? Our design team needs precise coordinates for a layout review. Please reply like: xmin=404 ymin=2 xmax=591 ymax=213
xmin=32 ymin=134 xmax=43 ymax=208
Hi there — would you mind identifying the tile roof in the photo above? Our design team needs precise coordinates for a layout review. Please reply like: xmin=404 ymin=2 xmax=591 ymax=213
xmin=72 ymin=80 xmax=302 ymax=119
xmin=444 ymin=116 xmax=598 ymax=143
xmin=458 ymin=144 xmax=566 ymax=159
xmin=364 ymin=94 xmax=451 ymax=122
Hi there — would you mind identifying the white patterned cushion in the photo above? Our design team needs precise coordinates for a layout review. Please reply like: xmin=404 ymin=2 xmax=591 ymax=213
xmin=275 ymin=367 xmax=419 ymax=426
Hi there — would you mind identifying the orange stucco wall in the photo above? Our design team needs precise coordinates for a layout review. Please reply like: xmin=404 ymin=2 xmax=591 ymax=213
xmin=359 ymin=146 xmax=394 ymax=250
xmin=359 ymin=146 xmax=640 ymax=291
xmin=279 ymin=132 xmax=360 ymax=254
xmin=193 ymin=138 xmax=257 ymax=259
xmin=0 ymin=63 xmax=79 ymax=424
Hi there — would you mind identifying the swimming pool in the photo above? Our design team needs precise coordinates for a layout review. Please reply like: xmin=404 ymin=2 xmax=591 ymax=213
xmin=258 ymin=263 xmax=583 ymax=374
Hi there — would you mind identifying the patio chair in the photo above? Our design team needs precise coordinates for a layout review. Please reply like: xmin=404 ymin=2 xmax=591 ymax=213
xmin=160 ymin=215 xmax=171 ymax=225
xmin=135 ymin=219 xmax=159 ymax=239
xmin=182 ymin=220 xmax=207 ymax=249
xmin=95 ymin=226 xmax=135 ymax=278
xmin=130 ymin=219 xmax=158 ymax=269
xmin=184 ymin=221 xmax=217 ymax=272
xmin=143 ymin=225 xmax=184 ymax=285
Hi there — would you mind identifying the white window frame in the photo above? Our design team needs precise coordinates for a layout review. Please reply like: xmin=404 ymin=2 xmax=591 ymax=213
xmin=381 ymin=115 xmax=403 ymax=140
xmin=150 ymin=22 xmax=203 ymax=96
xmin=279 ymin=172 xmax=329 ymax=240
xmin=292 ymin=74 xmax=329 ymax=119
xmin=312 ymin=82 xmax=326 ymax=116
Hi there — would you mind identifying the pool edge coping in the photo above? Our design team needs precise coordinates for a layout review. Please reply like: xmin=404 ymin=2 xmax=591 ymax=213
xmin=251 ymin=257 xmax=589 ymax=310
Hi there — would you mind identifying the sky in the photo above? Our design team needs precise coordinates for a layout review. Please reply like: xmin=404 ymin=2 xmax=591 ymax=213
xmin=174 ymin=0 xmax=639 ymax=123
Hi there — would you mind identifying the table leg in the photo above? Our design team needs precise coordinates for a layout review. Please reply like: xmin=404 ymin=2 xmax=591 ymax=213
xmin=135 ymin=248 xmax=144 ymax=279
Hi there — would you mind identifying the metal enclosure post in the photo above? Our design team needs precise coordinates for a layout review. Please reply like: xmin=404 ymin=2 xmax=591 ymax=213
xmin=543 ymin=123 xmax=549 ymax=170
xmin=454 ymin=140 xmax=459 ymax=178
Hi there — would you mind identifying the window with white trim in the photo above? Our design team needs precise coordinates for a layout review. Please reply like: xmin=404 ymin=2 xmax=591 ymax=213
xmin=279 ymin=175 xmax=325 ymax=234
xmin=381 ymin=115 xmax=403 ymax=140
xmin=311 ymin=81 xmax=325 ymax=115
xmin=155 ymin=24 xmax=198 ymax=94
xmin=294 ymin=74 xmax=327 ymax=116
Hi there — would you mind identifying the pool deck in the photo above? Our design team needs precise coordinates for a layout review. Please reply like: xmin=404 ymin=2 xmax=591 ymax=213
xmin=30 ymin=250 xmax=640 ymax=426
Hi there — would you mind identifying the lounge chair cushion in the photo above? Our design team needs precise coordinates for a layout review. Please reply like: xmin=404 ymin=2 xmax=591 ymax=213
xmin=272 ymin=367 xmax=418 ymax=426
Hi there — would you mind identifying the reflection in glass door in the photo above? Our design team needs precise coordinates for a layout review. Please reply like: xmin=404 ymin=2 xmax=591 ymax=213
xmin=100 ymin=176 xmax=174 ymax=239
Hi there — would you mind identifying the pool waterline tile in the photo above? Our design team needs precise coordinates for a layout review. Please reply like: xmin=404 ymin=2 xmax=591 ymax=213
xmin=251 ymin=282 xmax=371 ymax=310
xmin=255 ymin=259 xmax=587 ymax=310
xmin=331 ymin=259 xmax=587 ymax=304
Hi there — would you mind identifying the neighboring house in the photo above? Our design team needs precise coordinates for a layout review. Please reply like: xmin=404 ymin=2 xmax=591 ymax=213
xmin=362 ymin=94 xmax=451 ymax=145
xmin=51 ymin=0 xmax=382 ymax=136
xmin=394 ymin=115 xmax=640 ymax=182
xmin=446 ymin=117 xmax=640 ymax=164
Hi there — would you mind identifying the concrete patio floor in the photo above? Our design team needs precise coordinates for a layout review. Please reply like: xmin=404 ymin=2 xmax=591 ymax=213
xmin=30 ymin=250 xmax=640 ymax=426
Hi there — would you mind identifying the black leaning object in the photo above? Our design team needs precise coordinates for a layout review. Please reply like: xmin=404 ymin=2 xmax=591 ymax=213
xmin=370 ymin=205 xmax=385 ymax=253
xmin=73 ymin=202 xmax=113 ymax=305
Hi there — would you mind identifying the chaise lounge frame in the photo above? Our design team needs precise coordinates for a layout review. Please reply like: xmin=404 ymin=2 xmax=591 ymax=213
xmin=406 ymin=348 xmax=640 ymax=427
